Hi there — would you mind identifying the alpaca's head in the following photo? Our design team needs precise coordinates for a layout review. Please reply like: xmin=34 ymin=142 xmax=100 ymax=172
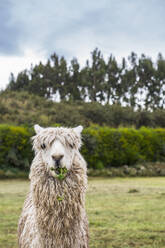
xmin=32 ymin=125 xmax=83 ymax=176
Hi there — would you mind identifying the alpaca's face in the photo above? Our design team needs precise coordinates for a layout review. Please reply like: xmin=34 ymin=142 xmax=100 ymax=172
xmin=33 ymin=125 xmax=83 ymax=176
xmin=41 ymin=139 xmax=75 ymax=173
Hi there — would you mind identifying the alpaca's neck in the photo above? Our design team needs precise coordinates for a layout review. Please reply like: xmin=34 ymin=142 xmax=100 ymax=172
xmin=32 ymin=164 xmax=87 ymax=212
xmin=29 ymin=152 xmax=87 ymax=246
xmin=29 ymin=152 xmax=87 ymax=233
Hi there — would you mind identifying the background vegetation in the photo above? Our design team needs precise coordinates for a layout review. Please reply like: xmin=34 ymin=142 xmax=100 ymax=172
xmin=0 ymin=49 xmax=165 ymax=177
xmin=0 ymin=91 xmax=165 ymax=128
xmin=6 ymin=49 xmax=165 ymax=110
xmin=1 ymin=50 xmax=165 ymax=247
xmin=0 ymin=124 xmax=165 ymax=178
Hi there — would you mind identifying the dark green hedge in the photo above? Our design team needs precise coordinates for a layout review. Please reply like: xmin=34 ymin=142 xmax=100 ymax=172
xmin=82 ymin=126 xmax=165 ymax=169
xmin=0 ymin=125 xmax=33 ymax=172
xmin=0 ymin=125 xmax=165 ymax=175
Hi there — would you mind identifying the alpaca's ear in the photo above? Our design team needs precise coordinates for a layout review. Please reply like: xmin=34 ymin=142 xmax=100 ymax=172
xmin=34 ymin=124 xmax=44 ymax=134
xmin=73 ymin=125 xmax=83 ymax=135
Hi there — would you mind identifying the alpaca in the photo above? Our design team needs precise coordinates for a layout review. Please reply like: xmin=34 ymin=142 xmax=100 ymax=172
xmin=18 ymin=124 xmax=89 ymax=248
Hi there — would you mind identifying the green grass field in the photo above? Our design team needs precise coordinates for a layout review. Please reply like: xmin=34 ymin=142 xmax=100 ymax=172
xmin=1 ymin=178 xmax=165 ymax=248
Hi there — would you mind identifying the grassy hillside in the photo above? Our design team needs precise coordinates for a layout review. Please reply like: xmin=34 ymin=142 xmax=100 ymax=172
xmin=1 ymin=178 xmax=165 ymax=248
xmin=1 ymin=90 xmax=165 ymax=128
xmin=0 ymin=91 xmax=85 ymax=127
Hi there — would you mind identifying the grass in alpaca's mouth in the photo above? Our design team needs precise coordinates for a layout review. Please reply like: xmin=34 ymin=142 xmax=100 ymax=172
xmin=50 ymin=167 xmax=68 ymax=180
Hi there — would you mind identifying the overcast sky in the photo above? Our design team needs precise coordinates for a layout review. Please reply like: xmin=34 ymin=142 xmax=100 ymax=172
xmin=0 ymin=0 xmax=165 ymax=89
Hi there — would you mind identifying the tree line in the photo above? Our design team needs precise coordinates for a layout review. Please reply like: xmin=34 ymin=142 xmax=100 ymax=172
xmin=7 ymin=48 xmax=165 ymax=110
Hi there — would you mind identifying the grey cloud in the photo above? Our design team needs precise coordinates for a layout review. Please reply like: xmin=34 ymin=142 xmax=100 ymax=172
xmin=0 ymin=0 xmax=165 ymax=59
xmin=0 ymin=1 xmax=23 ymax=55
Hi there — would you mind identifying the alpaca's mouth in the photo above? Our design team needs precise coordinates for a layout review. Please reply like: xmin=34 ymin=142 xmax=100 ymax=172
xmin=55 ymin=169 xmax=60 ymax=175
xmin=50 ymin=167 xmax=68 ymax=180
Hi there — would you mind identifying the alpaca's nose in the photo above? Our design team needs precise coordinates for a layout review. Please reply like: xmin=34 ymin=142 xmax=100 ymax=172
xmin=51 ymin=154 xmax=64 ymax=165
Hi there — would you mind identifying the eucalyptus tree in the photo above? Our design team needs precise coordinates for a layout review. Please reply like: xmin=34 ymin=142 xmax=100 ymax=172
xmin=68 ymin=58 xmax=82 ymax=101
xmin=83 ymin=48 xmax=106 ymax=102
xmin=126 ymin=52 xmax=138 ymax=108
xmin=137 ymin=54 xmax=156 ymax=110
xmin=8 ymin=71 xmax=29 ymax=92
xmin=7 ymin=73 xmax=17 ymax=90
xmin=49 ymin=53 xmax=60 ymax=98
xmin=155 ymin=53 xmax=165 ymax=109
xmin=29 ymin=62 xmax=52 ymax=98
xmin=105 ymin=55 xmax=120 ymax=104
xmin=58 ymin=56 xmax=69 ymax=101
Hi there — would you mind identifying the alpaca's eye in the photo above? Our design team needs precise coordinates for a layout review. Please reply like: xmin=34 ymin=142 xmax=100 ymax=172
xmin=41 ymin=143 xmax=46 ymax=149
xmin=69 ymin=144 xmax=74 ymax=149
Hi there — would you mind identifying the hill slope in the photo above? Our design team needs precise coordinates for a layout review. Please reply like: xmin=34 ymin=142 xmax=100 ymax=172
xmin=0 ymin=91 xmax=165 ymax=128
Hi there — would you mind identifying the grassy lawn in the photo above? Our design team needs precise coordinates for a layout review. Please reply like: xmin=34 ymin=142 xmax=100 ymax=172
xmin=1 ymin=178 xmax=165 ymax=248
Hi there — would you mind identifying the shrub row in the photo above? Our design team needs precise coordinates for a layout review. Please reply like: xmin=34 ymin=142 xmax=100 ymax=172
xmin=0 ymin=125 xmax=33 ymax=172
xmin=82 ymin=126 xmax=165 ymax=169
xmin=0 ymin=125 xmax=165 ymax=177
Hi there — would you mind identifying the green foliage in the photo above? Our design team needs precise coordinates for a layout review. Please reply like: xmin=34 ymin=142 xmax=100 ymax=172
xmin=1 ymin=124 xmax=165 ymax=176
xmin=0 ymin=125 xmax=33 ymax=171
xmin=6 ymin=49 xmax=165 ymax=110
xmin=57 ymin=195 xmax=64 ymax=201
xmin=82 ymin=126 xmax=165 ymax=168
xmin=53 ymin=167 xmax=68 ymax=180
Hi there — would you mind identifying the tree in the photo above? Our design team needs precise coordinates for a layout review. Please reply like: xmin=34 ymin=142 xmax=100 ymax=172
xmin=7 ymin=71 xmax=29 ymax=91
xmin=125 ymin=52 xmax=138 ymax=108
xmin=105 ymin=55 xmax=119 ymax=104
xmin=5 ymin=49 xmax=165 ymax=110
xmin=83 ymin=48 xmax=106 ymax=102
xmin=58 ymin=56 xmax=69 ymax=101
xmin=137 ymin=54 xmax=156 ymax=110
xmin=68 ymin=58 xmax=82 ymax=101
xmin=155 ymin=53 xmax=165 ymax=109
xmin=29 ymin=62 xmax=49 ymax=97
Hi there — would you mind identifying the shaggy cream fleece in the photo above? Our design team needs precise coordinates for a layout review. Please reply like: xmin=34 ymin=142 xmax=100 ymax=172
xmin=18 ymin=126 xmax=89 ymax=248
